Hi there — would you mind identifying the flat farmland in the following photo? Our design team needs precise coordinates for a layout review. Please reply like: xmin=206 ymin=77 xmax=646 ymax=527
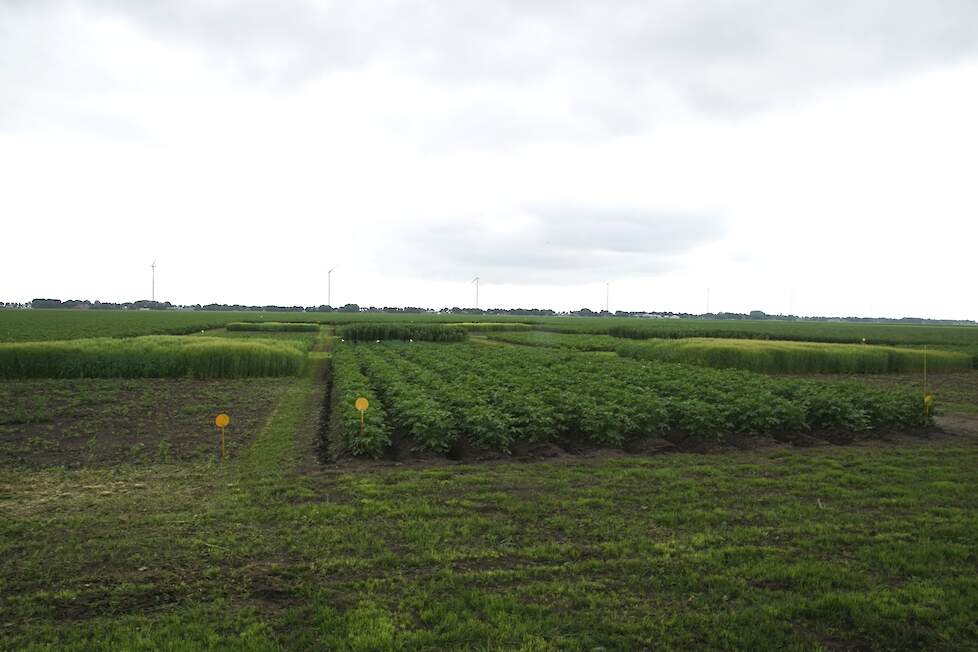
xmin=1 ymin=311 xmax=977 ymax=650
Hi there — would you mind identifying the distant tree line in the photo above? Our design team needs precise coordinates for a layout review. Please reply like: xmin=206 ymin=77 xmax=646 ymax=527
xmin=3 ymin=299 xmax=973 ymax=325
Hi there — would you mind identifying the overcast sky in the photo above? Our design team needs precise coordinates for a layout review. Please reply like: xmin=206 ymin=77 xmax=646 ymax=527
xmin=2 ymin=1 xmax=977 ymax=318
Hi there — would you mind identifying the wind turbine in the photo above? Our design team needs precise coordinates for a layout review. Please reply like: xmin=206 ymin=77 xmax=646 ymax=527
xmin=472 ymin=277 xmax=480 ymax=311
xmin=151 ymin=258 xmax=157 ymax=302
xmin=328 ymin=267 xmax=336 ymax=307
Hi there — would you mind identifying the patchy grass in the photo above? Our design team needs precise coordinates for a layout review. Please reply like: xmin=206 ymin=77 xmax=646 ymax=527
xmin=3 ymin=401 xmax=977 ymax=650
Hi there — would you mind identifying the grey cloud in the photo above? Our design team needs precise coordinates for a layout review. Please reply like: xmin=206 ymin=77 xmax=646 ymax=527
xmin=4 ymin=1 xmax=978 ymax=143
xmin=84 ymin=1 xmax=978 ymax=97
xmin=380 ymin=207 xmax=724 ymax=284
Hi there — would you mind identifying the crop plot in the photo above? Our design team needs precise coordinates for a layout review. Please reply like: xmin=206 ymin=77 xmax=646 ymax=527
xmin=226 ymin=321 xmax=320 ymax=332
xmin=0 ymin=377 xmax=293 ymax=467
xmin=326 ymin=342 xmax=932 ymax=459
xmin=0 ymin=336 xmax=307 ymax=379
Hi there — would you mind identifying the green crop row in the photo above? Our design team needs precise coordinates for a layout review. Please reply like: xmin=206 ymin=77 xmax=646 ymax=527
xmin=327 ymin=347 xmax=390 ymax=457
xmin=486 ymin=331 xmax=621 ymax=351
xmin=616 ymin=338 xmax=972 ymax=374
xmin=226 ymin=322 xmax=320 ymax=332
xmin=0 ymin=336 xmax=306 ymax=379
xmin=601 ymin=320 xmax=978 ymax=346
xmin=333 ymin=342 xmax=931 ymax=456
xmin=486 ymin=331 xmax=972 ymax=374
xmin=338 ymin=323 xmax=467 ymax=343
xmin=451 ymin=322 xmax=534 ymax=332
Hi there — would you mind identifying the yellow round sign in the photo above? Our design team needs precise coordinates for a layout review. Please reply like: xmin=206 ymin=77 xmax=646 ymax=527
xmin=355 ymin=397 xmax=369 ymax=412
xmin=215 ymin=413 xmax=230 ymax=428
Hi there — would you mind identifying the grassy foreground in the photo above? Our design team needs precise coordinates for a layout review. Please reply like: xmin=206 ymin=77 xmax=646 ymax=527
xmin=2 ymin=372 xmax=977 ymax=649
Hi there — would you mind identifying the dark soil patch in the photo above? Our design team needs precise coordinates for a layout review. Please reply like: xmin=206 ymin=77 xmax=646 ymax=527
xmin=383 ymin=432 xmax=447 ymax=463
xmin=446 ymin=438 xmax=506 ymax=462
xmin=509 ymin=440 xmax=566 ymax=459
xmin=622 ymin=437 xmax=678 ymax=455
xmin=0 ymin=377 xmax=293 ymax=467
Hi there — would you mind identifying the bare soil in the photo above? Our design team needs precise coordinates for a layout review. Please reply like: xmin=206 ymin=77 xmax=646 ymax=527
xmin=0 ymin=377 xmax=293 ymax=467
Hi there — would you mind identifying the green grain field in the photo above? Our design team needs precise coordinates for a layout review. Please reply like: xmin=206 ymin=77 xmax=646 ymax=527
xmin=0 ymin=335 xmax=306 ymax=379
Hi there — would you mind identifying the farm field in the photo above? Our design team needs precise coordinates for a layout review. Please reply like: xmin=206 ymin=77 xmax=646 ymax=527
xmin=6 ymin=309 xmax=978 ymax=347
xmin=1 ymin=311 xmax=978 ymax=648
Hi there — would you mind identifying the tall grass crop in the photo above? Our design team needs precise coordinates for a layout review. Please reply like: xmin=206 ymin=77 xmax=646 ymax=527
xmin=451 ymin=322 xmax=533 ymax=332
xmin=601 ymin=319 xmax=978 ymax=347
xmin=339 ymin=323 xmax=467 ymax=342
xmin=226 ymin=322 xmax=320 ymax=332
xmin=616 ymin=338 xmax=972 ymax=374
xmin=0 ymin=336 xmax=306 ymax=378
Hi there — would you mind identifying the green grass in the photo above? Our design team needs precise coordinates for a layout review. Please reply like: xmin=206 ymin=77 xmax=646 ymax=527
xmin=226 ymin=322 xmax=320 ymax=332
xmin=617 ymin=338 xmax=973 ymax=374
xmin=0 ymin=336 xmax=307 ymax=379
xmin=3 ymin=427 xmax=977 ymax=649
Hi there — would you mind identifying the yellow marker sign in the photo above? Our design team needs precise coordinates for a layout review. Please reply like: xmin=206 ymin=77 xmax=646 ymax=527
xmin=215 ymin=414 xmax=230 ymax=461
xmin=355 ymin=397 xmax=369 ymax=437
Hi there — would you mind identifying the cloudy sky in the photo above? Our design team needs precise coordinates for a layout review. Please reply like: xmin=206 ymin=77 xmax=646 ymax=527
xmin=2 ymin=1 xmax=977 ymax=318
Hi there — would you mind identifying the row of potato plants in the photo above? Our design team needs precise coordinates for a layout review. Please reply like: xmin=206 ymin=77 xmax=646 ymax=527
xmin=327 ymin=347 xmax=391 ymax=457
xmin=330 ymin=342 xmax=931 ymax=456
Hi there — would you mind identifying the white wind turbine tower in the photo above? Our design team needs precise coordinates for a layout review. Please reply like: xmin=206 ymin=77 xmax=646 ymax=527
xmin=151 ymin=259 xmax=157 ymax=302
xmin=328 ymin=267 xmax=336 ymax=307
xmin=472 ymin=277 xmax=480 ymax=310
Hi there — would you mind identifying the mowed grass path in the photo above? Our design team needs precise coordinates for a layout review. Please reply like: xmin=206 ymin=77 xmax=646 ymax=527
xmin=2 ymin=366 xmax=977 ymax=649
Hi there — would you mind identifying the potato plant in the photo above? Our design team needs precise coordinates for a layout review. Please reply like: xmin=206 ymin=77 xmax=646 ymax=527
xmin=328 ymin=342 xmax=932 ymax=456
